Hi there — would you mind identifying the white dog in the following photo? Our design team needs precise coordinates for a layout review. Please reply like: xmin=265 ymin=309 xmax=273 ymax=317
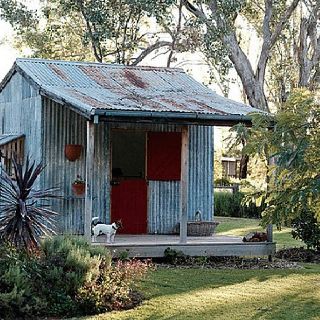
xmin=91 ymin=217 xmax=123 ymax=243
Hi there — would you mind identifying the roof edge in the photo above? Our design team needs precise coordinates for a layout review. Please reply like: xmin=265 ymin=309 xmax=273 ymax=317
xmin=0 ymin=63 xmax=17 ymax=94
xmin=16 ymin=57 xmax=185 ymax=73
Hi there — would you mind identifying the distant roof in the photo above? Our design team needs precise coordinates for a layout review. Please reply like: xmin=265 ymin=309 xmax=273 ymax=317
xmin=1 ymin=58 xmax=262 ymax=123
xmin=0 ymin=134 xmax=24 ymax=146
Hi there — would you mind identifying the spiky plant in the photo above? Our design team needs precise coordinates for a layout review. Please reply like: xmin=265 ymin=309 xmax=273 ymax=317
xmin=0 ymin=156 xmax=59 ymax=251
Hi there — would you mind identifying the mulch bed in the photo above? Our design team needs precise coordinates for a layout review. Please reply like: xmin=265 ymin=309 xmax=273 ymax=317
xmin=154 ymin=256 xmax=303 ymax=270
xmin=275 ymin=247 xmax=320 ymax=263
xmin=153 ymin=247 xmax=320 ymax=269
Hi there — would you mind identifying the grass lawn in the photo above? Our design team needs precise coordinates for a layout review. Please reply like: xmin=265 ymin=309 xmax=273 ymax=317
xmin=80 ymin=217 xmax=317 ymax=320
xmin=83 ymin=264 xmax=320 ymax=320
xmin=214 ymin=216 xmax=304 ymax=249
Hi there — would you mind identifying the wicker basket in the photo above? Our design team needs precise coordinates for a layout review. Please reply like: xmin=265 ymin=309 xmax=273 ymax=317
xmin=175 ymin=221 xmax=220 ymax=236
xmin=187 ymin=221 xmax=219 ymax=236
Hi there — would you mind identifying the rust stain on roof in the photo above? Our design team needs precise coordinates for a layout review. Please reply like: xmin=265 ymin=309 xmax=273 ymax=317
xmin=125 ymin=94 xmax=169 ymax=111
xmin=68 ymin=89 xmax=110 ymax=109
xmin=48 ymin=64 xmax=69 ymax=81
xmin=188 ymin=99 xmax=229 ymax=115
xmin=123 ymin=69 xmax=147 ymax=89
xmin=78 ymin=65 xmax=115 ymax=90
xmin=160 ymin=98 xmax=188 ymax=112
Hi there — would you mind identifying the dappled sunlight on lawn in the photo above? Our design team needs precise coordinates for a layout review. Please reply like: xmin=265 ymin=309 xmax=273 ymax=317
xmin=216 ymin=225 xmax=264 ymax=236
xmin=215 ymin=217 xmax=304 ymax=248
xmin=86 ymin=268 xmax=320 ymax=320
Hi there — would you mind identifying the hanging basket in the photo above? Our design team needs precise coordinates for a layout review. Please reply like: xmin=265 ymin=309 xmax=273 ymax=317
xmin=65 ymin=144 xmax=82 ymax=161
xmin=72 ymin=182 xmax=85 ymax=196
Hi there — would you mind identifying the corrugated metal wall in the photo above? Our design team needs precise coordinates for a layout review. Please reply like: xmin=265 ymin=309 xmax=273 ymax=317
xmin=188 ymin=125 xmax=214 ymax=220
xmin=42 ymin=98 xmax=110 ymax=233
xmin=0 ymin=73 xmax=42 ymax=187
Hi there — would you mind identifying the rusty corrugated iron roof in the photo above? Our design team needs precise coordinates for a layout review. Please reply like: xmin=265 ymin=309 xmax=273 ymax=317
xmin=2 ymin=58 xmax=261 ymax=120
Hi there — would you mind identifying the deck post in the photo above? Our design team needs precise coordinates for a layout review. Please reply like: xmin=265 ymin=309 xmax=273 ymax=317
xmin=84 ymin=121 xmax=95 ymax=242
xmin=180 ymin=126 xmax=189 ymax=244
xmin=267 ymin=224 xmax=273 ymax=262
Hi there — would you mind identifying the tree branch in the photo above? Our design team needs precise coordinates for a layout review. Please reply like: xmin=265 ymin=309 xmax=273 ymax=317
xmin=182 ymin=0 xmax=207 ymax=20
xmin=167 ymin=0 xmax=184 ymax=67
xmin=130 ymin=41 xmax=172 ymax=66
xmin=256 ymin=0 xmax=300 ymax=85
xmin=270 ymin=0 xmax=300 ymax=48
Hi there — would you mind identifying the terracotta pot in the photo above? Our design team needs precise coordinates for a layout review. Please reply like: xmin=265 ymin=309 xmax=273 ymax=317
xmin=65 ymin=144 xmax=82 ymax=161
xmin=72 ymin=182 xmax=85 ymax=196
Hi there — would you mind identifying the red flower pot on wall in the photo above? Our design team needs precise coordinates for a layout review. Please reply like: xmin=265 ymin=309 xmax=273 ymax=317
xmin=72 ymin=182 xmax=85 ymax=196
xmin=65 ymin=144 xmax=82 ymax=161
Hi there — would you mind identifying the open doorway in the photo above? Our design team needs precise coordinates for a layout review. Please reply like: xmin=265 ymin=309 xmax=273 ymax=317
xmin=111 ymin=130 xmax=147 ymax=234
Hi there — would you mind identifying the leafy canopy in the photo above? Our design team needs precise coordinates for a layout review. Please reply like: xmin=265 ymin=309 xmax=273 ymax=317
xmin=240 ymin=89 xmax=320 ymax=229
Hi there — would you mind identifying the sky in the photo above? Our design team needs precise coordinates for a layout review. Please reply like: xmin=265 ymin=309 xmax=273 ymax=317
xmin=0 ymin=20 xmax=18 ymax=79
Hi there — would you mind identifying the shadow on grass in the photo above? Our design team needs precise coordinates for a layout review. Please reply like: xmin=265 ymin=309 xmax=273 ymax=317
xmin=81 ymin=266 xmax=320 ymax=320
xmin=136 ymin=268 xmax=320 ymax=320
xmin=140 ymin=266 xmax=319 ymax=300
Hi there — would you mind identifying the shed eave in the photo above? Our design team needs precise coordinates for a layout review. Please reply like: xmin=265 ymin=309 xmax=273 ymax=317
xmin=92 ymin=109 xmax=254 ymax=125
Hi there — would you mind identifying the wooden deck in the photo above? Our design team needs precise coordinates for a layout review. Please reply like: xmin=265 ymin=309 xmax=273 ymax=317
xmin=92 ymin=234 xmax=276 ymax=258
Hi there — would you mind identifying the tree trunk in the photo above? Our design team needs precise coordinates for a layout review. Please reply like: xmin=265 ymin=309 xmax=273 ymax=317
xmin=239 ymin=154 xmax=249 ymax=179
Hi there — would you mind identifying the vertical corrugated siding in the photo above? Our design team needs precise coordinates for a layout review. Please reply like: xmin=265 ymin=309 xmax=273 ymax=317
xmin=188 ymin=126 xmax=214 ymax=221
xmin=0 ymin=73 xmax=42 ymax=186
xmin=42 ymin=98 xmax=110 ymax=234
xmin=148 ymin=181 xmax=180 ymax=234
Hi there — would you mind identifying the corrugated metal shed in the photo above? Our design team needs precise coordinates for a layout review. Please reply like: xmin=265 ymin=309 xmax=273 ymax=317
xmin=0 ymin=134 xmax=24 ymax=146
xmin=0 ymin=58 xmax=260 ymax=121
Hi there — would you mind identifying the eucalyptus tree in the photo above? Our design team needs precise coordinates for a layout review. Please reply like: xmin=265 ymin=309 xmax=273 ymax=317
xmin=0 ymin=0 xmax=176 ymax=64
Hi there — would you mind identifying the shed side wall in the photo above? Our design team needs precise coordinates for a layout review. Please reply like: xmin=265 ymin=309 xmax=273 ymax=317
xmin=0 ymin=72 xmax=42 ymax=187
xmin=42 ymin=98 xmax=110 ymax=233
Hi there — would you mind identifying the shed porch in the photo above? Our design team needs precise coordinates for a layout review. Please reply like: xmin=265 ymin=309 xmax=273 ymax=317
xmin=93 ymin=234 xmax=276 ymax=258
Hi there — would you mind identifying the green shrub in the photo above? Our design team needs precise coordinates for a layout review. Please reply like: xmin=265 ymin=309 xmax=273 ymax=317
xmin=214 ymin=191 xmax=263 ymax=218
xmin=214 ymin=177 xmax=232 ymax=186
xmin=291 ymin=210 xmax=320 ymax=251
xmin=164 ymin=247 xmax=189 ymax=265
xmin=0 ymin=236 xmax=150 ymax=319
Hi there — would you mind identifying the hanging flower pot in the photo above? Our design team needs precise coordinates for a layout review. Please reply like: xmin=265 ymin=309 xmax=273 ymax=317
xmin=65 ymin=144 xmax=82 ymax=161
xmin=72 ymin=175 xmax=85 ymax=196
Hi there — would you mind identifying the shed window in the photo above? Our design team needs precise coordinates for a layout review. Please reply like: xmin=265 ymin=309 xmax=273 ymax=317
xmin=0 ymin=135 xmax=25 ymax=177
xmin=147 ymin=132 xmax=181 ymax=181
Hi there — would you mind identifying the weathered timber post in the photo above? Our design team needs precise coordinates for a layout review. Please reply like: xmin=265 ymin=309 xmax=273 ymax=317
xmin=267 ymin=224 xmax=273 ymax=262
xmin=180 ymin=126 xmax=189 ymax=244
xmin=84 ymin=121 xmax=95 ymax=242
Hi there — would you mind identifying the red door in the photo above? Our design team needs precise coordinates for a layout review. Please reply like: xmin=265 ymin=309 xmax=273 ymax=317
xmin=111 ymin=179 xmax=148 ymax=234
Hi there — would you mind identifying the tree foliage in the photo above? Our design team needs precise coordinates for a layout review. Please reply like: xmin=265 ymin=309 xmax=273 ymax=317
xmin=0 ymin=0 xmax=187 ymax=65
xmin=0 ymin=0 xmax=319 ymax=110
xmin=237 ymin=90 xmax=320 ymax=239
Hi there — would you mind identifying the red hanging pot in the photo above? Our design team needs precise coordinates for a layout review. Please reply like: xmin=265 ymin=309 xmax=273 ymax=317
xmin=72 ymin=182 xmax=85 ymax=196
xmin=65 ymin=144 xmax=82 ymax=161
